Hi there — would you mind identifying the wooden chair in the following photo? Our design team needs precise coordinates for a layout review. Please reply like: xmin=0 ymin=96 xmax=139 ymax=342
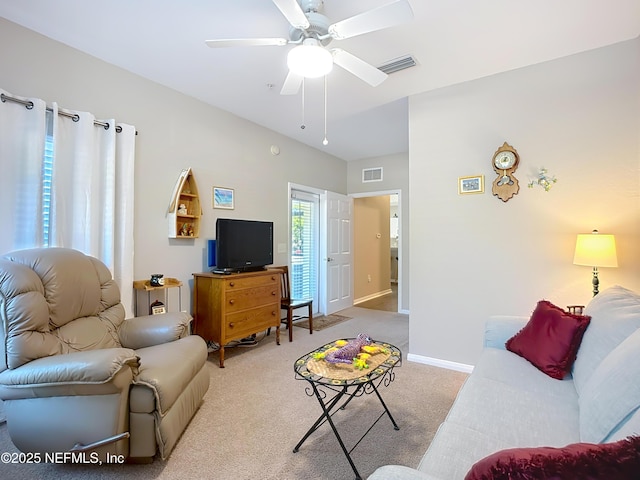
xmin=275 ymin=265 xmax=313 ymax=342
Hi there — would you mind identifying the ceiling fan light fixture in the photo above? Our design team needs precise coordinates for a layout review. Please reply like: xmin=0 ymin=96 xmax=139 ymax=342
xmin=287 ymin=38 xmax=333 ymax=78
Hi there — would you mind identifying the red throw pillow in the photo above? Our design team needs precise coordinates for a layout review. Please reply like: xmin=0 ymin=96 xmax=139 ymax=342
xmin=506 ymin=300 xmax=590 ymax=379
xmin=464 ymin=436 xmax=640 ymax=480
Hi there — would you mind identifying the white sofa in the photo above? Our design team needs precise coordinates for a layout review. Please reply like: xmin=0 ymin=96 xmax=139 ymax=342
xmin=368 ymin=285 xmax=640 ymax=479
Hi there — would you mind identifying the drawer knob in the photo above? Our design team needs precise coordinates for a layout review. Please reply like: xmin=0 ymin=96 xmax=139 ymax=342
xmin=229 ymin=299 xmax=235 ymax=305
xmin=271 ymin=291 xmax=277 ymax=296
xmin=229 ymin=281 xmax=235 ymax=287
xmin=229 ymin=322 xmax=235 ymax=328
xmin=271 ymin=311 xmax=276 ymax=316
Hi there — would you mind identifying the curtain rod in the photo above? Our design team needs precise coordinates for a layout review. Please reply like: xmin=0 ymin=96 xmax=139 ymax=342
xmin=1 ymin=92 xmax=136 ymax=134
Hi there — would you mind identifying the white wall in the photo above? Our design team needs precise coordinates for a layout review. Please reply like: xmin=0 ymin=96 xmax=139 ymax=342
xmin=409 ymin=38 xmax=640 ymax=366
xmin=348 ymin=153 xmax=410 ymax=311
xmin=0 ymin=18 xmax=347 ymax=313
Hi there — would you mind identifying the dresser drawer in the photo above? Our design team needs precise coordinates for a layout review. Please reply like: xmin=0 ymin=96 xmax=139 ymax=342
xmin=224 ymin=304 xmax=280 ymax=340
xmin=225 ymin=273 xmax=279 ymax=291
xmin=225 ymin=285 xmax=279 ymax=312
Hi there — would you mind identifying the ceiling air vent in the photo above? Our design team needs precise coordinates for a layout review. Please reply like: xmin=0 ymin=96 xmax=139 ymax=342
xmin=378 ymin=55 xmax=417 ymax=75
xmin=362 ymin=167 xmax=383 ymax=183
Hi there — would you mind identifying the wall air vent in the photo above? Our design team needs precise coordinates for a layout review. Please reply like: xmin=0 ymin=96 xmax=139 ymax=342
xmin=378 ymin=55 xmax=417 ymax=75
xmin=362 ymin=167 xmax=383 ymax=183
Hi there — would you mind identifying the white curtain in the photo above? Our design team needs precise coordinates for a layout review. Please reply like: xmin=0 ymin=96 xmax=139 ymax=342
xmin=0 ymin=89 xmax=136 ymax=317
xmin=0 ymin=89 xmax=47 ymax=253
xmin=113 ymin=124 xmax=136 ymax=317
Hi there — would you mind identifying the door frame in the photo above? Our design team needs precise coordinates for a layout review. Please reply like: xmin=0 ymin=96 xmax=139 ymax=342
xmin=288 ymin=183 xmax=356 ymax=316
xmin=350 ymin=189 xmax=403 ymax=314
xmin=288 ymin=182 xmax=326 ymax=315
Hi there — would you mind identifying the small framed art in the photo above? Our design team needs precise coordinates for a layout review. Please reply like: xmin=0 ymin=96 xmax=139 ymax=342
xmin=212 ymin=186 xmax=234 ymax=209
xmin=151 ymin=304 xmax=166 ymax=315
xmin=150 ymin=300 xmax=166 ymax=315
xmin=458 ymin=175 xmax=484 ymax=195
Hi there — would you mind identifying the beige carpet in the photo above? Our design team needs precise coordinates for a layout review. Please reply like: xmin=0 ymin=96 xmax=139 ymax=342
xmin=0 ymin=307 xmax=468 ymax=480
xmin=293 ymin=313 xmax=351 ymax=331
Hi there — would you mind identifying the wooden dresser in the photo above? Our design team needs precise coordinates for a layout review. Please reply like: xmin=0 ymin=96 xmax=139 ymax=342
xmin=192 ymin=269 xmax=281 ymax=367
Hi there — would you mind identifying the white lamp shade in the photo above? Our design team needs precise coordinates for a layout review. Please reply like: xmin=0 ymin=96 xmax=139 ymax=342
xmin=287 ymin=39 xmax=333 ymax=78
xmin=573 ymin=231 xmax=618 ymax=267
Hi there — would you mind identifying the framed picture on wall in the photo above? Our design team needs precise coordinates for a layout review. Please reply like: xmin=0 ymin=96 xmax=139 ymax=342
xmin=458 ymin=175 xmax=484 ymax=195
xmin=212 ymin=186 xmax=234 ymax=209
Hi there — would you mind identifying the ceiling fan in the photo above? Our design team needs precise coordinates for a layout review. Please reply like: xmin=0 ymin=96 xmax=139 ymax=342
xmin=205 ymin=0 xmax=414 ymax=95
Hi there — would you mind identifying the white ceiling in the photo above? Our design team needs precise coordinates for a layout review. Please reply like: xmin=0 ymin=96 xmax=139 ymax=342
xmin=1 ymin=0 xmax=638 ymax=161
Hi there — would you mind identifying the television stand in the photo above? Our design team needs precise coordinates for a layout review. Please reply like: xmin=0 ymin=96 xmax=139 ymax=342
xmin=192 ymin=269 xmax=282 ymax=367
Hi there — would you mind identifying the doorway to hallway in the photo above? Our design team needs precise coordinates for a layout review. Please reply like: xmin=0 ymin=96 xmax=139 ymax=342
xmin=351 ymin=191 xmax=401 ymax=314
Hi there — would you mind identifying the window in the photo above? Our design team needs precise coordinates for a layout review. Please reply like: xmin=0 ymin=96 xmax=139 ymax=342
xmin=291 ymin=190 xmax=319 ymax=307
xmin=42 ymin=110 xmax=54 ymax=246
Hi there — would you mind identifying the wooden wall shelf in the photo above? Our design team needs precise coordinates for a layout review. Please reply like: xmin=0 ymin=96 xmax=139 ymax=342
xmin=168 ymin=167 xmax=202 ymax=238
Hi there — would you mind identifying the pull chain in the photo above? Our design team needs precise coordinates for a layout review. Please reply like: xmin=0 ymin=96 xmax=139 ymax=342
xmin=322 ymin=75 xmax=328 ymax=146
xmin=300 ymin=78 xmax=306 ymax=130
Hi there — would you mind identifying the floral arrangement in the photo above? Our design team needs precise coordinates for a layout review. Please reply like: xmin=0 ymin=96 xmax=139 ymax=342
xmin=528 ymin=167 xmax=557 ymax=192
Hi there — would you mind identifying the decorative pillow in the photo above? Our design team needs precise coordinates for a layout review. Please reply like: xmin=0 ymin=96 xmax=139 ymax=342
xmin=505 ymin=300 xmax=590 ymax=379
xmin=464 ymin=436 xmax=640 ymax=480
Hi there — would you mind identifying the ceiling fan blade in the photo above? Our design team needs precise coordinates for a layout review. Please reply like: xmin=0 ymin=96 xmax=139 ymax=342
xmin=328 ymin=0 xmax=414 ymax=40
xmin=331 ymin=49 xmax=388 ymax=87
xmin=272 ymin=0 xmax=310 ymax=30
xmin=280 ymin=71 xmax=303 ymax=95
xmin=205 ymin=38 xmax=288 ymax=48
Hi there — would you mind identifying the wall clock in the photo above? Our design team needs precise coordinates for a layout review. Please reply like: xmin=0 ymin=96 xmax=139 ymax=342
xmin=491 ymin=142 xmax=520 ymax=202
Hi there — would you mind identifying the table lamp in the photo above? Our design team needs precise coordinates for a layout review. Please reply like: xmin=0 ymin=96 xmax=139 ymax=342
xmin=573 ymin=230 xmax=618 ymax=296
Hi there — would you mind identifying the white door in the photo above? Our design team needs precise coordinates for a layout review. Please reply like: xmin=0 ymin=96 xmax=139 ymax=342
xmin=324 ymin=192 xmax=353 ymax=314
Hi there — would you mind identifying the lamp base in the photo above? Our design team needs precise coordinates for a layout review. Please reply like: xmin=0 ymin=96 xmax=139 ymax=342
xmin=592 ymin=267 xmax=599 ymax=297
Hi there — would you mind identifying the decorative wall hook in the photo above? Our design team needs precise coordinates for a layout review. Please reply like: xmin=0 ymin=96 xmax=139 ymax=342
xmin=528 ymin=167 xmax=557 ymax=192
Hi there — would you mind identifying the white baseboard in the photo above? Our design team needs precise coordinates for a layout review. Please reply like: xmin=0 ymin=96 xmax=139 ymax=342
xmin=407 ymin=353 xmax=474 ymax=374
xmin=354 ymin=289 xmax=393 ymax=305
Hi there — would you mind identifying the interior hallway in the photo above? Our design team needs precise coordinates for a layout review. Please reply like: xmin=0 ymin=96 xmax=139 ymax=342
xmin=356 ymin=283 xmax=398 ymax=312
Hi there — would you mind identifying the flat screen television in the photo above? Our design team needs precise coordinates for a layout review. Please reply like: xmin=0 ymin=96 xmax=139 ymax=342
xmin=214 ymin=218 xmax=273 ymax=273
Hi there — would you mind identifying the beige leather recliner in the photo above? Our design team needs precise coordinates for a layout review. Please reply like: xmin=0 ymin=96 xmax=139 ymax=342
xmin=0 ymin=248 xmax=209 ymax=461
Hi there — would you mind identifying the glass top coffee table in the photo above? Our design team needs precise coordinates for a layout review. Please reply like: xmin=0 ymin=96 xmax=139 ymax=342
xmin=293 ymin=338 xmax=402 ymax=480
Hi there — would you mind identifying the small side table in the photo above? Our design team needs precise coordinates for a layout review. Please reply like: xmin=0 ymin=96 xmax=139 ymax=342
xmin=133 ymin=278 xmax=183 ymax=316
xmin=293 ymin=339 xmax=402 ymax=480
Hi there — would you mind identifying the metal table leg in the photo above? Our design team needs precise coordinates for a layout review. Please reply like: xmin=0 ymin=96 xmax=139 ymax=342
xmin=294 ymin=382 xmax=362 ymax=480
xmin=372 ymin=381 xmax=399 ymax=430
